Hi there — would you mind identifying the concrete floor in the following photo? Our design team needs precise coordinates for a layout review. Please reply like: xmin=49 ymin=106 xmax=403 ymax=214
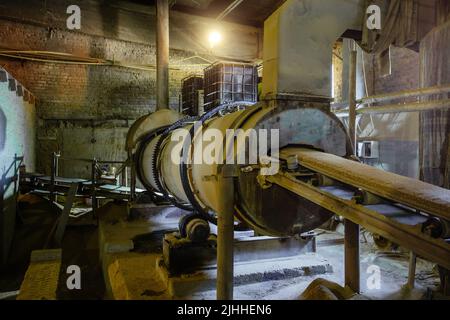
xmin=1 ymin=199 xmax=444 ymax=300
xmin=97 ymin=202 xmax=443 ymax=300
xmin=0 ymin=195 xmax=105 ymax=300
xmin=189 ymin=235 xmax=441 ymax=300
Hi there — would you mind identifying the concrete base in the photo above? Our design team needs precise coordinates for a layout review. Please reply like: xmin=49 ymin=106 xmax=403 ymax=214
xmin=17 ymin=249 xmax=62 ymax=300
xmin=157 ymin=253 xmax=332 ymax=298
xmin=98 ymin=202 xmax=333 ymax=299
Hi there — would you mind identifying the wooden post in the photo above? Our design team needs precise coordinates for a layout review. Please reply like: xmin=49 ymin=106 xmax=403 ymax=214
xmin=345 ymin=46 xmax=360 ymax=293
xmin=407 ymin=251 xmax=417 ymax=289
xmin=54 ymin=183 xmax=78 ymax=247
xmin=345 ymin=219 xmax=360 ymax=293
xmin=91 ymin=159 xmax=98 ymax=219
xmin=216 ymin=167 xmax=234 ymax=300
xmin=156 ymin=0 xmax=169 ymax=110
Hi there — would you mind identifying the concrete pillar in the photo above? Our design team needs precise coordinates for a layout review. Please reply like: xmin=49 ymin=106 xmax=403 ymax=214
xmin=216 ymin=171 xmax=235 ymax=300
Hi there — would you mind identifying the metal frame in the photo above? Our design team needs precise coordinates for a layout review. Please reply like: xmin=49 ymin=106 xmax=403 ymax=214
xmin=43 ymin=152 xmax=136 ymax=211
xmin=266 ymin=172 xmax=450 ymax=271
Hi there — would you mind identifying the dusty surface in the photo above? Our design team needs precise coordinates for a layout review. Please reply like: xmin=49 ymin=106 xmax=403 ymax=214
xmin=3 ymin=200 xmax=444 ymax=300
xmin=98 ymin=203 xmax=443 ymax=300
xmin=192 ymin=232 xmax=439 ymax=300
xmin=282 ymin=148 xmax=450 ymax=220
xmin=189 ymin=231 xmax=442 ymax=300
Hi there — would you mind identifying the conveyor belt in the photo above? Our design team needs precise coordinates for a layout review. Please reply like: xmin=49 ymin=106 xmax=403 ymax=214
xmin=281 ymin=148 xmax=450 ymax=222
xmin=268 ymin=148 xmax=450 ymax=270
xmin=266 ymin=173 xmax=450 ymax=270
xmin=320 ymin=186 xmax=428 ymax=226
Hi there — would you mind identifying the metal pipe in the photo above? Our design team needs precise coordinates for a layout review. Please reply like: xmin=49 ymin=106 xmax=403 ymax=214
xmin=348 ymin=49 xmax=357 ymax=154
xmin=91 ymin=159 xmax=98 ymax=219
xmin=357 ymin=84 xmax=450 ymax=105
xmin=216 ymin=169 xmax=235 ymax=300
xmin=216 ymin=0 xmax=244 ymax=21
xmin=336 ymin=99 xmax=450 ymax=115
xmin=50 ymin=152 xmax=56 ymax=202
xmin=360 ymin=99 xmax=450 ymax=114
xmin=156 ymin=0 xmax=170 ymax=110
xmin=130 ymin=154 xmax=137 ymax=203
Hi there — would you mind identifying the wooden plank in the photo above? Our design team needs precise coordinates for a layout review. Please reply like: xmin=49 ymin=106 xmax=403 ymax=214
xmin=54 ymin=183 xmax=79 ymax=246
xmin=281 ymin=148 xmax=450 ymax=221
xmin=266 ymin=173 xmax=450 ymax=270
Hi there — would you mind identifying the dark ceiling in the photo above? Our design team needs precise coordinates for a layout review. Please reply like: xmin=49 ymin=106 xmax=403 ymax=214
xmin=130 ymin=0 xmax=287 ymax=27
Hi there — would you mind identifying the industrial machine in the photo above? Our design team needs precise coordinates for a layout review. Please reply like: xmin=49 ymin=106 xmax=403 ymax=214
xmin=122 ymin=0 xmax=450 ymax=298
xmin=129 ymin=99 xmax=349 ymax=237
xmin=125 ymin=93 xmax=450 ymax=291
xmin=128 ymin=100 xmax=450 ymax=240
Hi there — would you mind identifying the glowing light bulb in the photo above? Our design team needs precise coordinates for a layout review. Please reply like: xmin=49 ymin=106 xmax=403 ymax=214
xmin=208 ymin=31 xmax=222 ymax=48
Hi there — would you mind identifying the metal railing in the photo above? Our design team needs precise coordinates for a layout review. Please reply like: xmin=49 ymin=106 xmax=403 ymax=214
xmin=49 ymin=152 xmax=133 ymax=218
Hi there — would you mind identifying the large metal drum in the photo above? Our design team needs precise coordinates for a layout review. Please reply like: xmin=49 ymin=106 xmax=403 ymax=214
xmin=133 ymin=102 xmax=352 ymax=236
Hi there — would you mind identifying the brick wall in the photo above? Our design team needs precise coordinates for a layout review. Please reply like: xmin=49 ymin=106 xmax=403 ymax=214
xmin=0 ymin=19 xmax=214 ymax=177
xmin=0 ymin=67 xmax=36 ymax=265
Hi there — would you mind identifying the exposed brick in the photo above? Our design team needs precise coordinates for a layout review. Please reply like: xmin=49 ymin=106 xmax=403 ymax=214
xmin=0 ymin=19 xmax=216 ymax=177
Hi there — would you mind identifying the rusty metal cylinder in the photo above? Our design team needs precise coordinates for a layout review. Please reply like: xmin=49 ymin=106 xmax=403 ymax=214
xmin=134 ymin=101 xmax=352 ymax=237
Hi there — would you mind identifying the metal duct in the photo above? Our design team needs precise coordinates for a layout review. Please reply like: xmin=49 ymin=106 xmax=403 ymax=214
xmin=262 ymin=0 xmax=364 ymax=98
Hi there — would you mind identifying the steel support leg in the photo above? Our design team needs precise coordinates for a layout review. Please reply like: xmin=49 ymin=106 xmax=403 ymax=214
xmin=438 ymin=266 xmax=450 ymax=296
xmin=216 ymin=173 xmax=234 ymax=300
xmin=50 ymin=152 xmax=56 ymax=203
xmin=407 ymin=251 xmax=417 ymax=289
xmin=345 ymin=219 xmax=360 ymax=293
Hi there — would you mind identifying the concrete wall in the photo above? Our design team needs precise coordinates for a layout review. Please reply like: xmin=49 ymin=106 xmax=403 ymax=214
xmin=358 ymin=46 xmax=421 ymax=178
xmin=0 ymin=68 xmax=36 ymax=266
xmin=0 ymin=0 xmax=261 ymax=178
